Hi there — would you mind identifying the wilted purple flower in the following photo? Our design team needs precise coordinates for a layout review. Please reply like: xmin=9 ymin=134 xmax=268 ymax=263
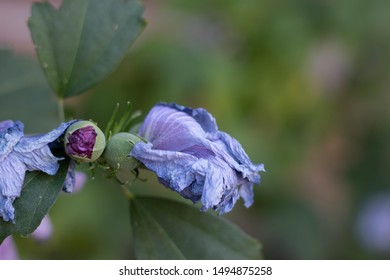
xmin=0 ymin=120 xmax=75 ymax=223
xmin=130 ymin=103 xmax=265 ymax=215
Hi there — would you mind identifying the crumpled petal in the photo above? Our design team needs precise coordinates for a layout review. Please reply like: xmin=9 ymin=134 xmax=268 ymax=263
xmin=0 ymin=121 xmax=23 ymax=161
xmin=0 ymin=120 xmax=76 ymax=223
xmin=139 ymin=104 xmax=206 ymax=151
xmin=0 ymin=152 xmax=26 ymax=222
xmin=132 ymin=103 xmax=265 ymax=214
xmin=131 ymin=142 xmax=198 ymax=196
xmin=14 ymin=121 xmax=76 ymax=153
xmin=238 ymin=181 xmax=255 ymax=208
xmin=62 ymin=160 xmax=76 ymax=193
xmin=0 ymin=196 xmax=17 ymax=223
xmin=15 ymin=121 xmax=76 ymax=175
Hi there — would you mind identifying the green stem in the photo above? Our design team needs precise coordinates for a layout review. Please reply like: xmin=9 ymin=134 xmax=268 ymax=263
xmin=121 ymin=185 xmax=135 ymax=200
xmin=57 ymin=97 xmax=65 ymax=122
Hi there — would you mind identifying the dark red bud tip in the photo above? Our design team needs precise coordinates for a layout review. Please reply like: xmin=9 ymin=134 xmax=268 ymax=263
xmin=65 ymin=126 xmax=97 ymax=159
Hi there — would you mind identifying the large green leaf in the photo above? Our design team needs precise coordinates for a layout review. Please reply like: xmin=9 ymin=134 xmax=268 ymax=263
xmin=130 ymin=197 xmax=262 ymax=260
xmin=0 ymin=50 xmax=48 ymax=97
xmin=28 ymin=0 xmax=145 ymax=98
xmin=0 ymin=160 xmax=69 ymax=243
xmin=0 ymin=50 xmax=58 ymax=132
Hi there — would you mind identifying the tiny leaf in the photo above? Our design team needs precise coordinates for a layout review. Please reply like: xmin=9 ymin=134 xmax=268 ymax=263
xmin=130 ymin=197 xmax=262 ymax=260
xmin=0 ymin=160 xmax=69 ymax=243
xmin=28 ymin=0 xmax=145 ymax=98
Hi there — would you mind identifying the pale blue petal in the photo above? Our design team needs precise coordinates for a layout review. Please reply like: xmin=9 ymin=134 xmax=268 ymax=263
xmin=214 ymin=131 xmax=265 ymax=184
xmin=219 ymin=188 xmax=240 ymax=215
xmin=0 ymin=153 xmax=27 ymax=223
xmin=62 ymin=160 xmax=76 ymax=193
xmin=192 ymin=159 xmax=225 ymax=211
xmin=138 ymin=105 xmax=206 ymax=151
xmin=131 ymin=142 xmax=197 ymax=194
xmin=14 ymin=120 xmax=76 ymax=153
xmin=13 ymin=121 xmax=76 ymax=176
xmin=15 ymin=146 xmax=61 ymax=175
xmin=0 ymin=196 xmax=16 ymax=223
xmin=0 ymin=154 xmax=26 ymax=197
xmin=163 ymin=103 xmax=219 ymax=136
xmin=238 ymin=181 xmax=255 ymax=208
xmin=0 ymin=120 xmax=14 ymax=131
xmin=0 ymin=121 xmax=23 ymax=161
xmin=193 ymin=156 xmax=240 ymax=213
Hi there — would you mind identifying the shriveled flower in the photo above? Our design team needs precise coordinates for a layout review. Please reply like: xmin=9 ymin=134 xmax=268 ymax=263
xmin=130 ymin=103 xmax=265 ymax=215
xmin=0 ymin=120 xmax=75 ymax=223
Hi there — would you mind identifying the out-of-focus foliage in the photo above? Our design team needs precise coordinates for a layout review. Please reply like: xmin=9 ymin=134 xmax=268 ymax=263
xmin=1 ymin=0 xmax=390 ymax=259
xmin=130 ymin=197 xmax=262 ymax=260
xmin=0 ymin=50 xmax=58 ymax=132
xmin=29 ymin=0 xmax=145 ymax=98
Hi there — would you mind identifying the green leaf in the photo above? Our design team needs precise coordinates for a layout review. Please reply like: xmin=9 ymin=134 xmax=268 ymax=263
xmin=28 ymin=0 xmax=145 ymax=98
xmin=0 ymin=50 xmax=48 ymax=97
xmin=0 ymin=50 xmax=58 ymax=132
xmin=0 ymin=160 xmax=69 ymax=243
xmin=130 ymin=197 xmax=262 ymax=260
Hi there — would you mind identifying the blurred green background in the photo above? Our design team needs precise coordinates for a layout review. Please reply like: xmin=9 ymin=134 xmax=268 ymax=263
xmin=1 ymin=0 xmax=390 ymax=259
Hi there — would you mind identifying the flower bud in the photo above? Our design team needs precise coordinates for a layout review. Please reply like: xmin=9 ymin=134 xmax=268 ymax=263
xmin=103 ymin=132 xmax=143 ymax=172
xmin=64 ymin=121 xmax=106 ymax=162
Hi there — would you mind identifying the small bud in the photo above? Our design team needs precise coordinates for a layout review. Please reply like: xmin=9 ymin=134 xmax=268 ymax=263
xmin=103 ymin=132 xmax=143 ymax=172
xmin=64 ymin=121 xmax=106 ymax=162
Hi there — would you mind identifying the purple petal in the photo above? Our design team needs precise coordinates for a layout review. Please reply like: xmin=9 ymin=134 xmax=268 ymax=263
xmin=62 ymin=160 xmax=87 ymax=193
xmin=62 ymin=160 xmax=76 ymax=193
xmin=134 ymin=103 xmax=264 ymax=214
xmin=30 ymin=215 xmax=53 ymax=242
xmin=131 ymin=142 xmax=197 ymax=194
xmin=65 ymin=125 xmax=96 ymax=159
xmin=0 ymin=236 xmax=19 ymax=260
xmin=13 ymin=120 xmax=77 ymax=175
xmin=14 ymin=120 xmax=76 ymax=153
xmin=238 ymin=181 xmax=255 ymax=208
xmin=0 ymin=154 xmax=27 ymax=222
xmin=212 ymin=132 xmax=265 ymax=184
xmin=191 ymin=159 xmax=224 ymax=210
xmin=15 ymin=145 xmax=61 ymax=175
xmin=163 ymin=103 xmax=219 ymax=136
xmin=138 ymin=105 xmax=206 ymax=151
xmin=0 ymin=120 xmax=76 ymax=223
xmin=219 ymin=188 xmax=240 ymax=215
xmin=0 ymin=154 xmax=26 ymax=197
xmin=193 ymin=156 xmax=239 ymax=214
xmin=0 ymin=196 xmax=16 ymax=223
xmin=0 ymin=121 xmax=23 ymax=161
